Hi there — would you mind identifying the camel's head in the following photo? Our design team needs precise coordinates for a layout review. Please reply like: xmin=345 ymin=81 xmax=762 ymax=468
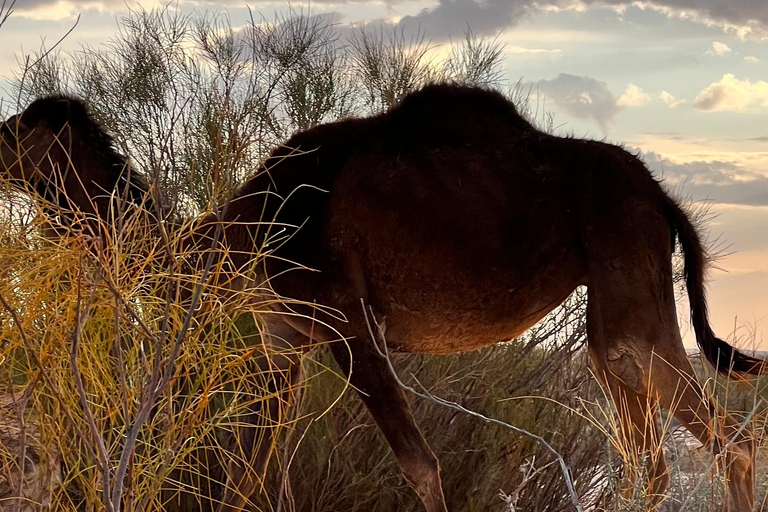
xmin=0 ymin=96 xmax=87 ymax=188
xmin=0 ymin=96 xmax=140 ymax=217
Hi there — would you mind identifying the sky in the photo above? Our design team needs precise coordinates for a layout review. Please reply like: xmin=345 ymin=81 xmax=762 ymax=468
xmin=0 ymin=0 xmax=766 ymax=350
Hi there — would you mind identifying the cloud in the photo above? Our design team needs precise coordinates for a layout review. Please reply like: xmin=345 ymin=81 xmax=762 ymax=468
xmin=705 ymin=41 xmax=732 ymax=56
xmin=395 ymin=0 xmax=768 ymax=41
xmin=744 ymin=56 xmax=760 ymax=63
xmin=534 ymin=73 xmax=620 ymax=131
xmin=598 ymin=0 xmax=768 ymax=36
xmin=396 ymin=0 xmax=530 ymax=40
xmin=544 ymin=0 xmax=768 ymax=36
xmin=13 ymin=0 xmax=147 ymax=20
xmin=640 ymin=150 xmax=768 ymax=206
xmin=659 ymin=90 xmax=687 ymax=108
xmin=10 ymin=0 xmax=768 ymax=38
xmin=506 ymin=46 xmax=562 ymax=54
xmin=617 ymin=84 xmax=652 ymax=107
xmin=693 ymin=74 xmax=768 ymax=112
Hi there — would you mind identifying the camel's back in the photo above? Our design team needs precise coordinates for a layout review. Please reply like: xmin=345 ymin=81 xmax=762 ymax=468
xmin=231 ymin=85 xmax=537 ymax=271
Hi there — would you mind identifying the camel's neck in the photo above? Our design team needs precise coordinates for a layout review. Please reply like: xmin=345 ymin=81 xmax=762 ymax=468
xmin=183 ymin=205 xmax=260 ymax=278
xmin=42 ymin=134 xmax=148 ymax=222
xmin=219 ymin=199 xmax=269 ymax=271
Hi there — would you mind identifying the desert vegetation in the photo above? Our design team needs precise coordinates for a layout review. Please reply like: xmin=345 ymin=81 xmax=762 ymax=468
xmin=0 ymin=4 xmax=766 ymax=511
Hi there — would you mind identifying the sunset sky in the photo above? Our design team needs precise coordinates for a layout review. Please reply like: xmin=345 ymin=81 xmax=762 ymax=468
xmin=1 ymin=0 xmax=766 ymax=349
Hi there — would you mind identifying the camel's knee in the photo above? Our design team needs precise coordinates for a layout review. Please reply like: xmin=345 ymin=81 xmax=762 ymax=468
xmin=728 ymin=441 xmax=753 ymax=474
xmin=401 ymin=451 xmax=440 ymax=488
xmin=605 ymin=344 xmax=646 ymax=393
xmin=253 ymin=341 xmax=302 ymax=401
xmin=219 ymin=460 xmax=257 ymax=512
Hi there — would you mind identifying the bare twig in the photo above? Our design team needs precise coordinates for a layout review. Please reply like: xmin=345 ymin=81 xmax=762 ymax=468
xmin=0 ymin=0 xmax=17 ymax=30
xmin=27 ymin=14 xmax=80 ymax=71
xmin=360 ymin=299 xmax=584 ymax=512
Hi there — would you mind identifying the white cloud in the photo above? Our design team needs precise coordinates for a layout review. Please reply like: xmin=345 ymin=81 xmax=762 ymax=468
xmin=705 ymin=41 xmax=732 ymax=56
xmin=617 ymin=84 xmax=652 ymax=107
xmin=744 ymin=56 xmax=760 ymax=63
xmin=534 ymin=73 xmax=620 ymax=132
xmin=641 ymin=150 xmax=768 ymax=206
xmin=659 ymin=91 xmax=687 ymax=108
xmin=13 ymin=0 xmax=153 ymax=20
xmin=693 ymin=74 xmax=768 ymax=112
xmin=506 ymin=46 xmax=562 ymax=54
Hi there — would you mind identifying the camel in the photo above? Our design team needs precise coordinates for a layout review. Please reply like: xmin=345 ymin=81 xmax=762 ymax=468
xmin=1 ymin=86 xmax=765 ymax=512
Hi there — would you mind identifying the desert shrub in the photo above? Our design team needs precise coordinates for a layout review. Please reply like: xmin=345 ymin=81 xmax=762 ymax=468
xmin=262 ymin=341 xmax=767 ymax=512
xmin=0 ymin=189 xmax=301 ymax=511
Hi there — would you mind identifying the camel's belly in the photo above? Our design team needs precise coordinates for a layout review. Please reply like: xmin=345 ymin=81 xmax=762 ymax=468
xmin=377 ymin=270 xmax=581 ymax=354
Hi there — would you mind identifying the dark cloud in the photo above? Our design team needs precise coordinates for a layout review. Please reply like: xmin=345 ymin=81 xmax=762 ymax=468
xmin=397 ymin=0 xmax=530 ymax=39
xmin=590 ymin=0 xmax=768 ymax=32
xmin=391 ymin=0 xmax=768 ymax=41
xmin=641 ymin=150 xmax=768 ymax=206
xmin=14 ymin=0 xmax=119 ymax=13
xmin=11 ymin=0 xmax=768 ymax=39
xmin=534 ymin=73 xmax=620 ymax=131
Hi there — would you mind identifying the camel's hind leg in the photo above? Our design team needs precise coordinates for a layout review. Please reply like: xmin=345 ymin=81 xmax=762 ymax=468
xmin=585 ymin=209 xmax=754 ymax=511
xmin=648 ymin=348 xmax=754 ymax=511
xmin=589 ymin=352 xmax=670 ymax=506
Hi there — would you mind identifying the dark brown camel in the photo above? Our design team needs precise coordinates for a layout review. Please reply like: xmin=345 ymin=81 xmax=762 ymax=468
xmin=1 ymin=87 xmax=766 ymax=512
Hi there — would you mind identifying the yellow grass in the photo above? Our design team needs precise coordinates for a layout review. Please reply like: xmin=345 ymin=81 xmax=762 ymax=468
xmin=0 ymin=186 xmax=303 ymax=511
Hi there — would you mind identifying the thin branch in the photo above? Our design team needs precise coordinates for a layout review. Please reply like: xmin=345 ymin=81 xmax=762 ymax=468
xmin=7 ymin=358 xmax=35 ymax=512
xmin=109 ymin=202 xmax=228 ymax=512
xmin=20 ymin=14 xmax=81 ymax=77
xmin=69 ymin=257 xmax=114 ymax=511
xmin=0 ymin=0 xmax=16 ymax=30
xmin=360 ymin=299 xmax=584 ymax=512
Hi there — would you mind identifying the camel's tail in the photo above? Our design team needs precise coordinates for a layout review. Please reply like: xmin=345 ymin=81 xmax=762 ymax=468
xmin=664 ymin=196 xmax=767 ymax=377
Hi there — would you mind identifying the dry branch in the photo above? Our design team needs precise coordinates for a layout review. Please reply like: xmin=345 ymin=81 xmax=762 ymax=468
xmin=360 ymin=299 xmax=585 ymax=512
